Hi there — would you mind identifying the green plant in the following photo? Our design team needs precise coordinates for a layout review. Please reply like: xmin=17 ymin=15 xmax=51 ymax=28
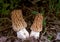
xmin=48 ymin=0 xmax=60 ymax=14
xmin=31 ymin=11 xmax=39 ymax=14
xmin=55 ymin=0 xmax=60 ymax=15
xmin=43 ymin=18 xmax=46 ymax=27
xmin=48 ymin=35 xmax=53 ymax=41
xmin=0 ymin=0 xmax=60 ymax=15
xmin=0 ymin=0 xmax=21 ymax=15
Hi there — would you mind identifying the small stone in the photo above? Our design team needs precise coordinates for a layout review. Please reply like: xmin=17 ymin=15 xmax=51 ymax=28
xmin=0 ymin=36 xmax=7 ymax=42
xmin=56 ymin=32 xmax=60 ymax=40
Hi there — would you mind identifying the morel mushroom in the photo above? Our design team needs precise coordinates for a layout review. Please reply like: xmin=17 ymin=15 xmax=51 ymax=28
xmin=11 ymin=9 xmax=29 ymax=40
xmin=30 ymin=13 xmax=43 ymax=39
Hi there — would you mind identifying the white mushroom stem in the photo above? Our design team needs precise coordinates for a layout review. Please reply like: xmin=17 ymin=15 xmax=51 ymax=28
xmin=30 ymin=14 xmax=43 ymax=39
xmin=17 ymin=28 xmax=29 ymax=40
xmin=30 ymin=31 xmax=40 ymax=39
xmin=11 ymin=9 xmax=29 ymax=40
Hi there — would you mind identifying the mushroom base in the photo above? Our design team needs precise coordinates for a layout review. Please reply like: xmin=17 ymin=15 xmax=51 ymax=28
xmin=17 ymin=28 xmax=29 ymax=40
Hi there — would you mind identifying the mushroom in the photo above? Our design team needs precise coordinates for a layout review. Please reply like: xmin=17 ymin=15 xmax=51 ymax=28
xmin=30 ymin=13 xmax=43 ymax=39
xmin=11 ymin=9 xmax=29 ymax=40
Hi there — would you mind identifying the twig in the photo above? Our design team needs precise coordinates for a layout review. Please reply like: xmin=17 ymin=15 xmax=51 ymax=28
xmin=7 ymin=36 xmax=17 ymax=39
xmin=0 ymin=18 xmax=11 ymax=22
xmin=24 ymin=14 xmax=32 ymax=19
xmin=0 ymin=26 xmax=12 ymax=32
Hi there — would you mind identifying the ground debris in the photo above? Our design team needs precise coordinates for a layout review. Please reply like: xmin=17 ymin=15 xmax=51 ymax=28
xmin=0 ymin=36 xmax=7 ymax=42
xmin=55 ymin=32 xmax=60 ymax=40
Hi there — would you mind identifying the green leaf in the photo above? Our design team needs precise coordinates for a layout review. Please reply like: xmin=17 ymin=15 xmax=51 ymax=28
xmin=43 ymin=19 xmax=46 ymax=27
xmin=0 ymin=0 xmax=3 ymax=3
xmin=48 ymin=35 xmax=53 ymax=40
xmin=31 ymin=11 xmax=38 ymax=14
xmin=10 ymin=4 xmax=14 ymax=9
xmin=3 ymin=3 xmax=10 ymax=8
xmin=1 ymin=9 xmax=9 ymax=15
xmin=40 ymin=7 xmax=45 ymax=15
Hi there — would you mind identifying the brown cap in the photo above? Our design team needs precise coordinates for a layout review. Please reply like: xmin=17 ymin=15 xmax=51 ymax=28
xmin=31 ymin=13 xmax=43 ymax=32
xmin=11 ymin=9 xmax=27 ymax=32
